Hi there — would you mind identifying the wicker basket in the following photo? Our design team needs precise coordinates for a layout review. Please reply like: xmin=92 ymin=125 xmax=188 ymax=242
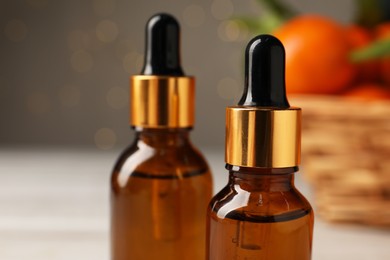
xmin=291 ymin=95 xmax=390 ymax=226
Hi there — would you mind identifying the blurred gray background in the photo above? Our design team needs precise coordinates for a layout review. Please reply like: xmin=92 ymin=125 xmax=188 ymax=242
xmin=0 ymin=0 xmax=355 ymax=150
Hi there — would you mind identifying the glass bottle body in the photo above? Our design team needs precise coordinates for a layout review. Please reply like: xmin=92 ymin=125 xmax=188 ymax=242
xmin=207 ymin=165 xmax=313 ymax=260
xmin=111 ymin=128 xmax=212 ymax=260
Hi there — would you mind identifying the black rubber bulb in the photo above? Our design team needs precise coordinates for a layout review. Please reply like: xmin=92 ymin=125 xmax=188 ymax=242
xmin=238 ymin=34 xmax=290 ymax=108
xmin=141 ymin=13 xmax=184 ymax=76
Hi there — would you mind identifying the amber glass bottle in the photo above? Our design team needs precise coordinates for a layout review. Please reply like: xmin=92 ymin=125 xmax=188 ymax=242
xmin=111 ymin=14 xmax=212 ymax=260
xmin=207 ymin=35 xmax=313 ymax=260
xmin=208 ymin=167 xmax=313 ymax=259
xmin=111 ymin=128 xmax=212 ymax=259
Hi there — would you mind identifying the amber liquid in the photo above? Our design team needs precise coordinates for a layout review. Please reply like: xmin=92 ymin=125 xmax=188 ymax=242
xmin=209 ymin=210 xmax=313 ymax=260
xmin=111 ymin=129 xmax=212 ymax=260
xmin=207 ymin=166 xmax=313 ymax=260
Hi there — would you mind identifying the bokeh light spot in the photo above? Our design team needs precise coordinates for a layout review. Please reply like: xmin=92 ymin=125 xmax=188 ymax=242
xmin=96 ymin=19 xmax=118 ymax=43
xmin=4 ymin=20 xmax=28 ymax=42
xmin=217 ymin=77 xmax=240 ymax=100
xmin=71 ymin=50 xmax=93 ymax=73
xmin=217 ymin=20 xmax=245 ymax=42
xmin=107 ymin=86 xmax=127 ymax=109
xmin=182 ymin=5 xmax=205 ymax=27
xmin=59 ymin=85 xmax=81 ymax=107
xmin=94 ymin=128 xmax=117 ymax=150
xmin=27 ymin=93 xmax=51 ymax=115
xmin=211 ymin=0 xmax=234 ymax=20
xmin=93 ymin=0 xmax=116 ymax=17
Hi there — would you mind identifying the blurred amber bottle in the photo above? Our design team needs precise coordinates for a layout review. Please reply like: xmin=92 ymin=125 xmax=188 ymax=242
xmin=207 ymin=35 xmax=313 ymax=259
xmin=111 ymin=13 xmax=212 ymax=260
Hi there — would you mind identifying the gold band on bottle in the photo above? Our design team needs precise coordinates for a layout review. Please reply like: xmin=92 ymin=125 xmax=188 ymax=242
xmin=130 ymin=75 xmax=195 ymax=128
xmin=225 ymin=107 xmax=301 ymax=168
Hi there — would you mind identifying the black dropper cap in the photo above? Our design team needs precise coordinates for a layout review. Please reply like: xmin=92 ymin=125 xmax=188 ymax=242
xmin=141 ymin=13 xmax=184 ymax=76
xmin=238 ymin=34 xmax=290 ymax=108
xmin=226 ymin=35 xmax=300 ymax=168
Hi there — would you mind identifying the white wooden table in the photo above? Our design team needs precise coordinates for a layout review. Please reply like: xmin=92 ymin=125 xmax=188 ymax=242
xmin=0 ymin=148 xmax=389 ymax=260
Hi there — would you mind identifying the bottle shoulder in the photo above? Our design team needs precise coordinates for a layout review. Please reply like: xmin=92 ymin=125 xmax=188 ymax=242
xmin=115 ymin=139 xmax=208 ymax=165
xmin=209 ymin=182 xmax=312 ymax=222
xmin=111 ymin=138 xmax=211 ymax=179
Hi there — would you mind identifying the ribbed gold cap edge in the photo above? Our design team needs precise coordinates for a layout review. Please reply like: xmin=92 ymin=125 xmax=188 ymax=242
xmin=130 ymin=75 xmax=195 ymax=128
xmin=225 ymin=107 xmax=301 ymax=168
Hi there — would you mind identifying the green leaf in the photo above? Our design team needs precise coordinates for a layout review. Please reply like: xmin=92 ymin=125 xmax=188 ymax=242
xmin=350 ymin=36 xmax=390 ymax=62
xmin=230 ymin=0 xmax=295 ymax=36
xmin=256 ymin=0 xmax=297 ymax=19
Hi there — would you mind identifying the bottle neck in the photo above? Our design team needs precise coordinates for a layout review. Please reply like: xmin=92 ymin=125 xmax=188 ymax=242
xmin=133 ymin=127 xmax=192 ymax=148
xmin=226 ymin=164 xmax=298 ymax=192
